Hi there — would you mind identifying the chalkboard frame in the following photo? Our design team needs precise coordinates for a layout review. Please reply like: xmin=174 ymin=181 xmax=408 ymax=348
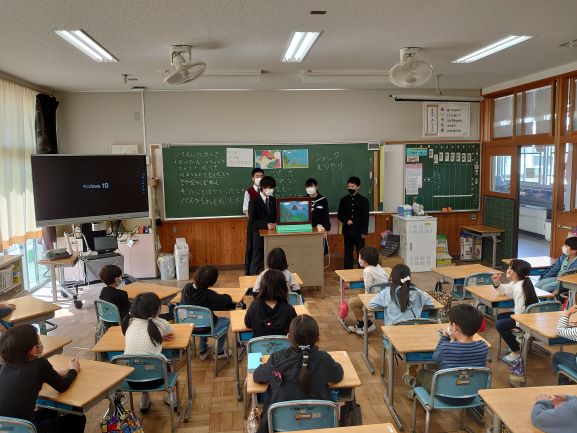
xmin=159 ymin=142 xmax=381 ymax=220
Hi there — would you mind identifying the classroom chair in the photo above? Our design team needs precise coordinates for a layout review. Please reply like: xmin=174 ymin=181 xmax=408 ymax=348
xmin=174 ymin=305 xmax=230 ymax=377
xmin=557 ymin=363 xmax=577 ymax=384
xmin=111 ymin=354 xmax=182 ymax=433
xmin=287 ymin=292 xmax=303 ymax=305
xmin=410 ymin=367 xmax=492 ymax=433
xmin=94 ymin=300 xmax=121 ymax=343
xmin=453 ymin=273 xmax=494 ymax=302
xmin=244 ymin=335 xmax=291 ymax=417
xmin=0 ymin=416 xmax=37 ymax=433
xmin=267 ymin=400 xmax=338 ymax=433
xmin=367 ymin=282 xmax=390 ymax=294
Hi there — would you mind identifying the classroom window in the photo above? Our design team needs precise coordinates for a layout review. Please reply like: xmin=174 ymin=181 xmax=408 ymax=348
xmin=490 ymin=155 xmax=512 ymax=193
xmin=1 ymin=239 xmax=49 ymax=292
xmin=573 ymin=79 xmax=577 ymax=132
xmin=492 ymin=95 xmax=514 ymax=138
xmin=519 ymin=145 xmax=554 ymax=208
xmin=563 ymin=143 xmax=575 ymax=211
xmin=517 ymin=85 xmax=552 ymax=135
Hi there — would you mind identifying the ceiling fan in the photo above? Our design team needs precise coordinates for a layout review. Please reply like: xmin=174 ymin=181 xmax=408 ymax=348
xmin=163 ymin=45 xmax=206 ymax=85
xmin=389 ymin=47 xmax=433 ymax=88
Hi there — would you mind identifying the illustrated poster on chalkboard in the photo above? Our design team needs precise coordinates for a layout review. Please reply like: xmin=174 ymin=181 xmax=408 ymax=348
xmin=255 ymin=150 xmax=282 ymax=169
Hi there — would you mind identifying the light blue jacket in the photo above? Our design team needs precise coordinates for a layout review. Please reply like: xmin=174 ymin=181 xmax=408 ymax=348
xmin=369 ymin=285 xmax=436 ymax=325
xmin=541 ymin=254 xmax=577 ymax=279
xmin=531 ymin=396 xmax=577 ymax=433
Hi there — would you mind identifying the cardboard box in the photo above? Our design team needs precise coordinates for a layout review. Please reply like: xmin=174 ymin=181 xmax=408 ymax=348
xmin=460 ymin=236 xmax=482 ymax=260
xmin=397 ymin=205 xmax=412 ymax=216
xmin=379 ymin=255 xmax=404 ymax=268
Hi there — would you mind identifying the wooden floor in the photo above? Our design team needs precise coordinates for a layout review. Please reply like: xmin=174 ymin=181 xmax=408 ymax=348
xmin=26 ymin=268 xmax=567 ymax=433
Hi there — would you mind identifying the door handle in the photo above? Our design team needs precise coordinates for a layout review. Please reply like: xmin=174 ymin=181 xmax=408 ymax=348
xmin=558 ymin=225 xmax=573 ymax=230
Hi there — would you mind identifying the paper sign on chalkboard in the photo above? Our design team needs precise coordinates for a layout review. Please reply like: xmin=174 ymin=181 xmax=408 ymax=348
xmin=226 ymin=147 xmax=253 ymax=167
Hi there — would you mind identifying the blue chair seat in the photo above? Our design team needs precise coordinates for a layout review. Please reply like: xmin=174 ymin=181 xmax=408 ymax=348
xmin=558 ymin=363 xmax=577 ymax=383
xmin=117 ymin=371 xmax=179 ymax=393
xmin=414 ymin=387 xmax=483 ymax=410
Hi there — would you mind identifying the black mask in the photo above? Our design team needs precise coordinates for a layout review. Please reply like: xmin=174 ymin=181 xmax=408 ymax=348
xmin=348 ymin=188 xmax=356 ymax=195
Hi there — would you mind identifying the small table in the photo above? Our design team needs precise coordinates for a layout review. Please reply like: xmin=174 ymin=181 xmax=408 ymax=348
xmin=38 ymin=253 xmax=80 ymax=302
xmin=2 ymin=295 xmax=61 ymax=335
xmin=512 ymin=311 xmax=577 ymax=382
xmin=123 ymin=282 xmax=182 ymax=304
xmin=381 ymin=323 xmax=490 ymax=430
xmin=37 ymin=355 xmax=134 ymax=415
xmin=460 ymin=224 xmax=504 ymax=268
xmin=432 ymin=264 xmax=497 ymax=300
xmin=357 ymin=293 xmax=442 ymax=374
xmin=334 ymin=268 xmax=392 ymax=332
xmin=239 ymin=273 xmax=304 ymax=291
xmin=557 ymin=273 xmax=577 ymax=306
xmin=172 ymin=287 xmax=247 ymax=305
xmin=480 ymin=385 xmax=577 ymax=433
xmin=467 ymin=285 xmax=554 ymax=319
xmin=39 ymin=335 xmax=72 ymax=357
xmin=502 ymin=256 xmax=555 ymax=277
xmin=230 ymin=304 xmax=310 ymax=402
xmin=91 ymin=323 xmax=195 ymax=421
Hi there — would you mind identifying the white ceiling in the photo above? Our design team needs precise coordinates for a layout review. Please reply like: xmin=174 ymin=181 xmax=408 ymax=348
xmin=2 ymin=0 xmax=577 ymax=92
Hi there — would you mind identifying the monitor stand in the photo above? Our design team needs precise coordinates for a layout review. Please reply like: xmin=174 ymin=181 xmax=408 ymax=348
xmin=276 ymin=224 xmax=313 ymax=233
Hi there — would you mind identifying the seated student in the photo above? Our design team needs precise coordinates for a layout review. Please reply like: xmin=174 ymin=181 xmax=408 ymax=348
xmin=253 ymin=248 xmax=301 ymax=298
xmin=180 ymin=265 xmax=237 ymax=360
xmin=551 ymin=304 xmax=577 ymax=377
xmin=245 ymin=269 xmax=297 ymax=337
xmin=531 ymin=393 xmax=577 ymax=433
xmin=99 ymin=264 xmax=130 ymax=321
xmin=249 ymin=175 xmax=277 ymax=275
xmin=416 ymin=304 xmax=488 ymax=391
xmin=122 ymin=292 xmax=174 ymax=411
xmin=492 ymin=259 xmax=539 ymax=363
xmin=253 ymin=315 xmax=344 ymax=433
xmin=536 ymin=236 xmax=577 ymax=294
xmin=347 ymin=246 xmax=390 ymax=335
xmin=0 ymin=325 xmax=85 ymax=433
xmin=369 ymin=263 xmax=435 ymax=326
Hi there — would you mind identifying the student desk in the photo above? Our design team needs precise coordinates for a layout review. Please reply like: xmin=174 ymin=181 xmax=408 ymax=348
xmin=40 ymin=335 xmax=72 ymax=357
xmin=295 ymin=424 xmax=398 ymax=433
xmin=38 ymin=253 xmax=80 ymax=302
xmin=557 ymin=273 xmax=577 ymax=306
xmin=246 ymin=350 xmax=361 ymax=398
xmin=230 ymin=304 xmax=310 ymax=402
xmin=480 ymin=385 xmax=577 ymax=433
xmin=124 ymin=282 xmax=182 ymax=304
xmin=37 ymin=355 xmax=134 ymax=415
xmin=91 ymin=323 xmax=195 ymax=421
xmin=357 ymin=293 xmax=442 ymax=374
xmin=334 ymin=267 xmax=392 ymax=332
xmin=172 ymin=287 xmax=247 ymax=305
xmin=239 ymin=273 xmax=304 ymax=291
xmin=511 ymin=311 xmax=577 ymax=382
xmin=432 ymin=264 xmax=497 ymax=300
xmin=2 ymin=295 xmax=61 ymax=335
xmin=260 ymin=229 xmax=325 ymax=296
xmin=381 ymin=323 xmax=490 ymax=430
xmin=502 ymin=256 xmax=555 ymax=277
xmin=467 ymin=285 xmax=554 ymax=319
xmin=460 ymin=224 xmax=505 ymax=268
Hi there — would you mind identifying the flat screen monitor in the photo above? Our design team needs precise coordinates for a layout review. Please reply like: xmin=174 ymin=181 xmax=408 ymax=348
xmin=276 ymin=198 xmax=312 ymax=225
xmin=93 ymin=236 xmax=118 ymax=254
xmin=31 ymin=155 xmax=149 ymax=226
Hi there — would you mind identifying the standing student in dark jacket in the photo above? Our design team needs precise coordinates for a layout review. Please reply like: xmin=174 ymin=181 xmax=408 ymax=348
xmin=305 ymin=178 xmax=331 ymax=255
xmin=180 ymin=265 xmax=237 ymax=360
xmin=253 ymin=315 xmax=344 ymax=433
xmin=99 ymin=264 xmax=131 ymax=321
xmin=0 ymin=325 xmax=85 ymax=433
xmin=337 ymin=176 xmax=369 ymax=269
xmin=244 ymin=168 xmax=265 ymax=275
xmin=249 ymin=175 xmax=277 ymax=275
xmin=245 ymin=269 xmax=297 ymax=337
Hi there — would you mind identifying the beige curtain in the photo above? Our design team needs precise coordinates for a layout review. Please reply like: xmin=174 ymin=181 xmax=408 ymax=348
xmin=0 ymin=79 xmax=41 ymax=250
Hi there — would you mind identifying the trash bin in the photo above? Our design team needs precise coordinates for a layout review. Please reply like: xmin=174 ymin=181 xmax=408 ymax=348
xmin=174 ymin=238 xmax=190 ymax=280
xmin=157 ymin=253 xmax=176 ymax=280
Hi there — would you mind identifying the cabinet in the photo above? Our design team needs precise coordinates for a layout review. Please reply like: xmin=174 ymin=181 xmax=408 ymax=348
xmin=392 ymin=215 xmax=437 ymax=272
xmin=118 ymin=234 xmax=156 ymax=278
xmin=0 ymin=255 xmax=24 ymax=295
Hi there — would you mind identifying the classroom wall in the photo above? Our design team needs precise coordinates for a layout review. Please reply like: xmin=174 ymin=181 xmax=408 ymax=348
xmin=56 ymin=89 xmax=482 ymax=265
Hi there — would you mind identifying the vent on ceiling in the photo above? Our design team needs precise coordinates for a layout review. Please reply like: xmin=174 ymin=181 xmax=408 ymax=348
xmin=310 ymin=10 xmax=326 ymax=14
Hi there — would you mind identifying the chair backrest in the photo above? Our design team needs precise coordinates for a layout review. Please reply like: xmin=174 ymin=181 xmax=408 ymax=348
xmin=287 ymin=292 xmax=303 ymax=305
xmin=0 ymin=417 xmax=37 ymax=433
xmin=393 ymin=318 xmax=438 ymax=326
xmin=430 ymin=367 xmax=492 ymax=409
xmin=94 ymin=299 xmax=121 ymax=325
xmin=111 ymin=354 xmax=169 ymax=387
xmin=174 ymin=305 xmax=214 ymax=334
xmin=268 ymin=400 xmax=338 ymax=433
xmin=463 ymin=273 xmax=494 ymax=287
xmin=247 ymin=335 xmax=291 ymax=356
xmin=525 ymin=300 xmax=562 ymax=313
xmin=366 ymin=282 xmax=390 ymax=294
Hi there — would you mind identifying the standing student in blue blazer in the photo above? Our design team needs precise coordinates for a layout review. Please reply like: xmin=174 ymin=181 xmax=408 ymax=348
xmin=536 ymin=237 xmax=577 ymax=294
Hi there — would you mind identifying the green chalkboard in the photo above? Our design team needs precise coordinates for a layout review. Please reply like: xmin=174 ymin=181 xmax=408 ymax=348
xmin=161 ymin=143 xmax=378 ymax=219
xmin=404 ymin=143 xmax=481 ymax=212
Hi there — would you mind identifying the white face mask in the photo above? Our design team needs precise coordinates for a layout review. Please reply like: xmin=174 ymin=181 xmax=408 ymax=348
xmin=562 ymin=245 xmax=570 ymax=255
xmin=306 ymin=186 xmax=317 ymax=195
xmin=358 ymin=258 xmax=366 ymax=267
xmin=116 ymin=277 xmax=125 ymax=289
xmin=264 ymin=188 xmax=274 ymax=197
xmin=254 ymin=177 xmax=262 ymax=186
xmin=446 ymin=324 xmax=453 ymax=336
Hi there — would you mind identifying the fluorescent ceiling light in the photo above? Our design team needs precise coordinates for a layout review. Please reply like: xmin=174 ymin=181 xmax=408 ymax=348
xmin=55 ymin=30 xmax=118 ymax=62
xmin=282 ymin=31 xmax=322 ymax=62
xmin=390 ymin=94 xmax=484 ymax=102
xmin=452 ymin=35 xmax=532 ymax=63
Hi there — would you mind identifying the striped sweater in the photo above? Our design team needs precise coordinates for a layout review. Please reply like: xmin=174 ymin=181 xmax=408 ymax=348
xmin=556 ymin=316 xmax=577 ymax=340
xmin=433 ymin=335 xmax=489 ymax=368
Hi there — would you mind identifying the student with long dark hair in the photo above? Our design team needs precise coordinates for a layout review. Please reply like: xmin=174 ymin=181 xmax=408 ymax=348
xmin=252 ymin=247 xmax=301 ymax=296
xmin=492 ymin=259 xmax=539 ymax=363
xmin=369 ymin=264 xmax=435 ymax=325
xmin=253 ymin=315 xmax=343 ymax=433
